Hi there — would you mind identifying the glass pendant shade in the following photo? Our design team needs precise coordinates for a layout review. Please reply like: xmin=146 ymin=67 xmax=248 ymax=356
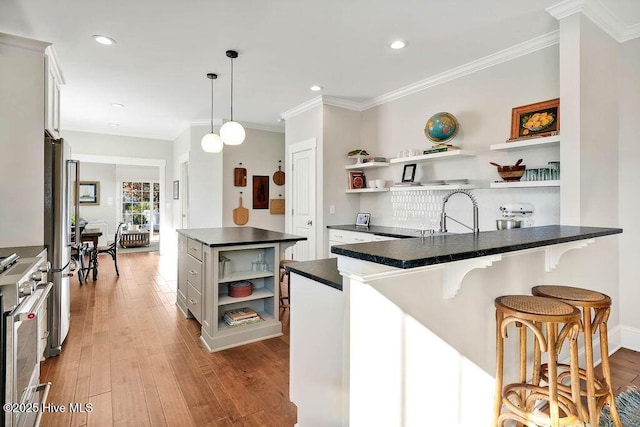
xmin=220 ymin=121 xmax=245 ymax=145
xmin=201 ymin=132 xmax=223 ymax=153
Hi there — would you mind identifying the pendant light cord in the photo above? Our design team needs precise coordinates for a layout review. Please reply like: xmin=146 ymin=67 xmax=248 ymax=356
xmin=210 ymin=76 xmax=214 ymax=133
xmin=230 ymin=57 xmax=234 ymax=121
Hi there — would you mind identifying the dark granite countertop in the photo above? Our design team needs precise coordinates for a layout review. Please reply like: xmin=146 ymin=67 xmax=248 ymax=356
xmin=285 ymin=258 xmax=342 ymax=291
xmin=327 ymin=224 xmax=422 ymax=238
xmin=177 ymin=227 xmax=306 ymax=247
xmin=331 ymin=225 xmax=622 ymax=269
xmin=0 ymin=246 xmax=47 ymax=259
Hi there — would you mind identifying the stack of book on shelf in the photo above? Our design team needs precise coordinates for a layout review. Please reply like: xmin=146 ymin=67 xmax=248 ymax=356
xmin=223 ymin=307 xmax=264 ymax=327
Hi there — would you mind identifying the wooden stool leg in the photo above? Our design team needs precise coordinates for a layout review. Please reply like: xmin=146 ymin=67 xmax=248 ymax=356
xmin=582 ymin=307 xmax=598 ymax=426
xmin=493 ymin=310 xmax=505 ymax=427
xmin=568 ymin=323 xmax=583 ymax=427
xmin=599 ymin=309 xmax=622 ymax=427
xmin=532 ymin=321 xmax=542 ymax=386
xmin=547 ymin=322 xmax=560 ymax=427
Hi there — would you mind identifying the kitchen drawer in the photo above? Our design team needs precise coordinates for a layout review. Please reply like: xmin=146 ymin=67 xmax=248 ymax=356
xmin=372 ymin=235 xmax=397 ymax=242
xmin=187 ymin=283 xmax=202 ymax=323
xmin=186 ymin=255 xmax=202 ymax=292
xmin=187 ymin=238 xmax=203 ymax=261
xmin=328 ymin=229 xmax=373 ymax=244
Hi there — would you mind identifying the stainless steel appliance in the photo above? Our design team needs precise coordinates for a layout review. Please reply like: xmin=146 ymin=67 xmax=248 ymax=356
xmin=43 ymin=134 xmax=79 ymax=357
xmin=496 ymin=203 xmax=534 ymax=229
xmin=1 ymin=253 xmax=53 ymax=427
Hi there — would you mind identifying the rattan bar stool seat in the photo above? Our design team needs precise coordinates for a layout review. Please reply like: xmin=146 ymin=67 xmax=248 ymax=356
xmin=493 ymin=295 xmax=584 ymax=427
xmin=532 ymin=285 xmax=622 ymax=427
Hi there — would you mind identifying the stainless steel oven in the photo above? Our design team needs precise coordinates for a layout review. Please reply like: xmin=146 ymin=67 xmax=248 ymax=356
xmin=1 ymin=255 xmax=52 ymax=427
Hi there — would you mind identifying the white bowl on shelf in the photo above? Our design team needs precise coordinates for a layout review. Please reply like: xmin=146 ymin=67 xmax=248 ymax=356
xmin=375 ymin=179 xmax=386 ymax=188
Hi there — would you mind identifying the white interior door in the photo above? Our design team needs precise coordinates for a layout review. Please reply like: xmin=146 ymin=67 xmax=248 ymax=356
xmin=180 ymin=161 xmax=189 ymax=228
xmin=289 ymin=140 xmax=316 ymax=261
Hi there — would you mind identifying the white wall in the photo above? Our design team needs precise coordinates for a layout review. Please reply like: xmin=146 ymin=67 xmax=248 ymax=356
xmin=618 ymin=37 xmax=640 ymax=345
xmin=323 ymin=105 xmax=362 ymax=234
xmin=358 ymin=46 xmax=561 ymax=232
xmin=186 ymin=124 xmax=224 ymax=229
xmin=222 ymin=128 xmax=286 ymax=230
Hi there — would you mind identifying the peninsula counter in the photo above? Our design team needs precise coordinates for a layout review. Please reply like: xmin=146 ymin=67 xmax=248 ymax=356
xmin=288 ymin=225 xmax=621 ymax=426
xmin=176 ymin=227 xmax=305 ymax=352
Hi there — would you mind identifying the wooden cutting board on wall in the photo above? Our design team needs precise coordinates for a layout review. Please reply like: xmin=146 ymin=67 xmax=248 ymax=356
xmin=234 ymin=167 xmax=247 ymax=186
xmin=270 ymin=198 xmax=285 ymax=215
xmin=233 ymin=196 xmax=249 ymax=225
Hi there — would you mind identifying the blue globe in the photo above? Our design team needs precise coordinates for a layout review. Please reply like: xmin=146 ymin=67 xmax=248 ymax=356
xmin=425 ymin=112 xmax=459 ymax=143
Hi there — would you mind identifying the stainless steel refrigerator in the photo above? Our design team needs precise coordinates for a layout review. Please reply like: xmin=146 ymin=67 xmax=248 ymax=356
xmin=44 ymin=133 xmax=78 ymax=357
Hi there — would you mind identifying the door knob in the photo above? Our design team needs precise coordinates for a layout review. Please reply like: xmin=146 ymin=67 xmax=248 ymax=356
xmin=306 ymin=220 xmax=313 ymax=226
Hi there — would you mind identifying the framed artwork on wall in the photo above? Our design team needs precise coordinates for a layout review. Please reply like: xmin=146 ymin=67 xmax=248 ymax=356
xmin=401 ymin=164 xmax=417 ymax=183
xmin=509 ymin=98 xmax=560 ymax=141
xmin=78 ymin=181 xmax=100 ymax=205
xmin=253 ymin=175 xmax=269 ymax=209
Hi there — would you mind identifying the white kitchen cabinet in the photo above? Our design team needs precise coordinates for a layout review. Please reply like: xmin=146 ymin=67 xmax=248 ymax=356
xmin=177 ymin=240 xmax=283 ymax=351
xmin=176 ymin=234 xmax=188 ymax=314
xmin=328 ymin=229 xmax=397 ymax=257
xmin=44 ymin=46 xmax=64 ymax=139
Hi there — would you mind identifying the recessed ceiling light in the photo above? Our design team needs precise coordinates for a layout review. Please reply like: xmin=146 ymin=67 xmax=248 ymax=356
xmin=390 ymin=40 xmax=406 ymax=50
xmin=92 ymin=35 xmax=116 ymax=46
xmin=111 ymin=103 xmax=124 ymax=108
xmin=310 ymin=85 xmax=323 ymax=92
xmin=109 ymin=123 xmax=119 ymax=127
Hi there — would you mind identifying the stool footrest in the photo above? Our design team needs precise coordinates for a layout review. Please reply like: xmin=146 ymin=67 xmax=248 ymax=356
xmin=501 ymin=383 xmax=582 ymax=427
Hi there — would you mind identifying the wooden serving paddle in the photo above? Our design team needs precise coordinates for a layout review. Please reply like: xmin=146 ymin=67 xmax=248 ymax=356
xmin=270 ymin=198 xmax=285 ymax=214
xmin=273 ymin=161 xmax=285 ymax=185
xmin=234 ymin=167 xmax=247 ymax=186
xmin=233 ymin=196 xmax=249 ymax=225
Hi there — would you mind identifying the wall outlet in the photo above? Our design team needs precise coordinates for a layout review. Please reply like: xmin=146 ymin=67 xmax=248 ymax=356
xmin=330 ymin=205 xmax=335 ymax=214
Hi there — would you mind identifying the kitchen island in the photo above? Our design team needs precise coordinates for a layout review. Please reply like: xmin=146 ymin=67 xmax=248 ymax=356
xmin=176 ymin=227 xmax=305 ymax=352
xmin=288 ymin=225 xmax=621 ymax=426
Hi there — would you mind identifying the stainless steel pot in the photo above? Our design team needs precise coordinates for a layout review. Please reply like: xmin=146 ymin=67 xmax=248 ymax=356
xmin=496 ymin=218 xmax=522 ymax=230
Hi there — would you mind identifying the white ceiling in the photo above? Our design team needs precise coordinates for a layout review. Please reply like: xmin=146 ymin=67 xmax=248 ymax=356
xmin=2 ymin=0 xmax=639 ymax=141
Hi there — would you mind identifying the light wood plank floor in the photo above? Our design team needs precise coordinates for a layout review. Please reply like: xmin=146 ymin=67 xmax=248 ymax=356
xmin=41 ymin=251 xmax=295 ymax=427
xmin=40 ymin=252 xmax=640 ymax=426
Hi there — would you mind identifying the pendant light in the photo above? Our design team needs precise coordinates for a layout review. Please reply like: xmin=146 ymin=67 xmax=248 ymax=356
xmin=220 ymin=50 xmax=246 ymax=145
xmin=201 ymin=73 xmax=223 ymax=153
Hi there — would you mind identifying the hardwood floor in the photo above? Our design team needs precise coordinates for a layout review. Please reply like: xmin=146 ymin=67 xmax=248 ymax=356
xmin=40 ymin=251 xmax=296 ymax=427
xmin=40 ymin=251 xmax=640 ymax=426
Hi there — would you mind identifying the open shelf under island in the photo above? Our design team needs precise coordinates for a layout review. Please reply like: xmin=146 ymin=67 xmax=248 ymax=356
xmin=176 ymin=227 xmax=306 ymax=352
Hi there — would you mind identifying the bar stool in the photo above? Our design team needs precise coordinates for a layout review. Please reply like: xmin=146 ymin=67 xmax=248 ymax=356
xmin=532 ymin=285 xmax=622 ymax=427
xmin=493 ymin=295 xmax=583 ymax=427
xmin=279 ymin=260 xmax=296 ymax=309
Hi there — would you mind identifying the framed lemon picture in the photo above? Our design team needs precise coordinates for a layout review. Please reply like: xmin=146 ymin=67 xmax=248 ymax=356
xmin=509 ymin=98 xmax=559 ymax=141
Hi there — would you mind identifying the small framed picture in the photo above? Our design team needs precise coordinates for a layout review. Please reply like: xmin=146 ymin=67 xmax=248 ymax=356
xmin=355 ymin=213 xmax=370 ymax=227
xmin=173 ymin=180 xmax=179 ymax=200
xmin=402 ymin=164 xmax=417 ymax=182
xmin=509 ymin=98 xmax=559 ymax=141
xmin=78 ymin=181 xmax=100 ymax=205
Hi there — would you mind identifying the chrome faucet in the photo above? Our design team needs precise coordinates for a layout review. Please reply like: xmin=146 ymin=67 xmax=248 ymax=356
xmin=439 ymin=189 xmax=479 ymax=235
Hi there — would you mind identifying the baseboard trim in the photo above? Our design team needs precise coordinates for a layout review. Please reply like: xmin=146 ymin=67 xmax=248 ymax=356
xmin=621 ymin=325 xmax=640 ymax=352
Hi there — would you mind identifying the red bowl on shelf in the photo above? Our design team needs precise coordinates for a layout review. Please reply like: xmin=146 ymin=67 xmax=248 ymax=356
xmin=229 ymin=281 xmax=253 ymax=297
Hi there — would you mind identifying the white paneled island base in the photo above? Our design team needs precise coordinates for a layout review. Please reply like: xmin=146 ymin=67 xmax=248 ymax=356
xmin=289 ymin=226 xmax=621 ymax=426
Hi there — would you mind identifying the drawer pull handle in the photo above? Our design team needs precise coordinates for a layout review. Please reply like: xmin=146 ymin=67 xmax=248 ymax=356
xmin=189 ymin=270 xmax=197 ymax=275
xmin=189 ymin=299 xmax=197 ymax=304
xmin=354 ymin=238 xmax=365 ymax=242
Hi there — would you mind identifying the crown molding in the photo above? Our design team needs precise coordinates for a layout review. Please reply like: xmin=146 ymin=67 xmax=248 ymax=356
xmin=185 ymin=118 xmax=283 ymax=134
xmin=362 ymin=31 xmax=559 ymax=110
xmin=62 ymin=126 xmax=172 ymax=141
xmin=280 ymin=96 xmax=323 ymax=120
xmin=546 ymin=0 xmax=640 ymax=42
xmin=240 ymin=121 xmax=285 ymax=133
xmin=321 ymin=96 xmax=363 ymax=111
xmin=0 ymin=32 xmax=50 ymax=52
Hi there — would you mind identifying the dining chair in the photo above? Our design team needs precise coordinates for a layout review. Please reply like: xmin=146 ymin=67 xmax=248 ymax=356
xmin=96 ymin=222 xmax=124 ymax=276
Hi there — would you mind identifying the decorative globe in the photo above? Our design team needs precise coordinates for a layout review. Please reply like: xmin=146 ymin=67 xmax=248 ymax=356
xmin=424 ymin=112 xmax=459 ymax=144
